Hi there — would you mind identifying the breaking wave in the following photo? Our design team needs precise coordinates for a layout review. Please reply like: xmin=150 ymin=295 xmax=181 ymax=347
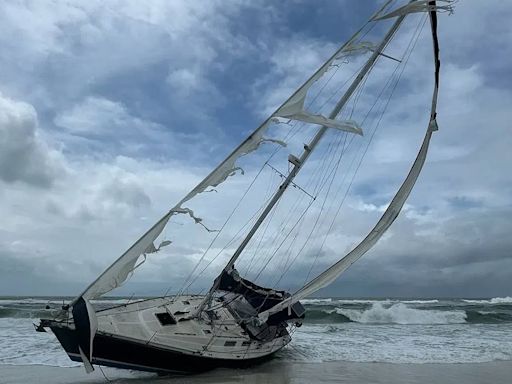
xmin=462 ymin=296 xmax=512 ymax=304
xmin=335 ymin=303 xmax=467 ymax=324
xmin=302 ymin=302 xmax=512 ymax=324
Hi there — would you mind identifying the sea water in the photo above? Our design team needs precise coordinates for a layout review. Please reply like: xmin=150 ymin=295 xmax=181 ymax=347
xmin=0 ymin=297 xmax=511 ymax=367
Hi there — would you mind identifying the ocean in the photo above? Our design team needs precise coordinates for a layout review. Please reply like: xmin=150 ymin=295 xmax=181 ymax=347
xmin=1 ymin=296 xmax=511 ymax=368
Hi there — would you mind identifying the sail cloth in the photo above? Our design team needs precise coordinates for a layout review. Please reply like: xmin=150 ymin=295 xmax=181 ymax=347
xmin=259 ymin=1 xmax=443 ymax=322
xmin=336 ymin=41 xmax=377 ymax=58
xmin=274 ymin=91 xmax=363 ymax=136
xmin=271 ymin=42 xmax=374 ymax=136
xmin=79 ymin=212 xmax=172 ymax=301
xmin=373 ymin=0 xmax=454 ymax=21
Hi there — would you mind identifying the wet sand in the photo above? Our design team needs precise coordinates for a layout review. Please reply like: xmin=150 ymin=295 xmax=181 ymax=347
xmin=1 ymin=360 xmax=511 ymax=384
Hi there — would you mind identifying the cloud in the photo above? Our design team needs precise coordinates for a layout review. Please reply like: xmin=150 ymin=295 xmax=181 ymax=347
xmin=0 ymin=1 xmax=510 ymax=299
xmin=0 ymin=93 xmax=62 ymax=187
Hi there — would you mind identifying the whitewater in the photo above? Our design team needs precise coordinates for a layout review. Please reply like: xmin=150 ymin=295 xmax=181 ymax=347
xmin=0 ymin=297 xmax=511 ymax=367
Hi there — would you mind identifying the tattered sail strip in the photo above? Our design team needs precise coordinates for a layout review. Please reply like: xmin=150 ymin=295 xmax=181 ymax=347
xmin=273 ymin=90 xmax=363 ymax=136
xmin=335 ymin=41 xmax=377 ymax=60
xmin=259 ymin=1 xmax=443 ymax=322
xmin=373 ymin=0 xmax=454 ymax=21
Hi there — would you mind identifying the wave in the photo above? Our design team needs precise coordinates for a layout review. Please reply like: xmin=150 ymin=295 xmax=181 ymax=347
xmin=462 ymin=297 xmax=512 ymax=304
xmin=400 ymin=299 xmax=439 ymax=304
xmin=466 ymin=310 xmax=512 ymax=323
xmin=0 ymin=307 xmax=60 ymax=319
xmin=302 ymin=298 xmax=440 ymax=306
xmin=303 ymin=303 xmax=512 ymax=325
xmin=303 ymin=309 xmax=352 ymax=323
xmin=335 ymin=303 xmax=467 ymax=324
xmin=301 ymin=298 xmax=333 ymax=305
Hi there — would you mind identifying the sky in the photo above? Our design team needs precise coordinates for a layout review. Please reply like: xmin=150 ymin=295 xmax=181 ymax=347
xmin=0 ymin=0 xmax=511 ymax=298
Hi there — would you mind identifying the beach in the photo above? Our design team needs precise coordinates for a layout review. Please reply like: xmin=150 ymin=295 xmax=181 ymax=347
xmin=1 ymin=360 xmax=512 ymax=384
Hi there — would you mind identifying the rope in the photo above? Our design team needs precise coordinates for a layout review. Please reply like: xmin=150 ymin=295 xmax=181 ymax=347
xmin=98 ymin=365 xmax=112 ymax=383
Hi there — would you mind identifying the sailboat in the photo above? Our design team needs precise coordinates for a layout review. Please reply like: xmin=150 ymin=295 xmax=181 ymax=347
xmin=37 ymin=0 xmax=454 ymax=374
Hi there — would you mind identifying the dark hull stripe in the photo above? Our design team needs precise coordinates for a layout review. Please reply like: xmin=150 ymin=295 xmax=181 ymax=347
xmin=68 ymin=353 xmax=190 ymax=374
xmin=51 ymin=326 xmax=278 ymax=373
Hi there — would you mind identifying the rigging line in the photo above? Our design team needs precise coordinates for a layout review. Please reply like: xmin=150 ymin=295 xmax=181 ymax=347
xmin=275 ymin=138 xmax=342 ymax=268
xmin=172 ymin=163 xmax=268 ymax=299
xmin=265 ymin=163 xmax=315 ymax=200
xmin=194 ymin=149 xmax=311 ymax=287
xmin=274 ymin=128 xmax=351 ymax=286
xmin=186 ymin=3 xmax=399 ymax=292
xmin=349 ymin=1 xmax=404 ymax=118
xmin=276 ymin=17 xmax=423 ymax=285
xmin=303 ymin=14 xmax=428 ymax=285
xmin=280 ymin=133 xmax=339 ymax=223
xmin=190 ymin=176 xmax=285 ymax=287
xmin=241 ymin=171 xmax=280 ymax=276
xmin=247 ymin=183 xmax=309 ymax=279
xmin=98 ymin=365 xmax=112 ymax=383
xmin=243 ymin=167 xmax=280 ymax=269
xmin=311 ymin=127 xmax=348 ymax=197
xmin=349 ymin=60 xmax=373 ymax=120
xmin=179 ymin=171 xmax=279 ymax=293
xmin=281 ymin=123 xmax=344 ymax=227
xmin=184 ymin=187 xmax=280 ymax=290
xmin=270 ymin=129 xmax=348 ymax=281
xmin=184 ymin=61 xmax=328 ymax=288
xmin=361 ymin=14 xmax=427 ymax=128
xmin=253 ymin=189 xmax=317 ymax=282
xmin=242 ymin=164 xmax=296 ymax=271
xmin=261 ymin=126 xmax=347 ymax=284
xmin=244 ymin=144 xmax=328 ymax=275
xmin=309 ymin=130 xmax=342 ymax=197
xmin=301 ymin=80 xmax=393 ymax=281
xmin=303 ymin=16 xmax=428 ymax=282
xmin=274 ymin=216 xmax=305 ymax=281
xmin=244 ymin=193 xmax=284 ymax=278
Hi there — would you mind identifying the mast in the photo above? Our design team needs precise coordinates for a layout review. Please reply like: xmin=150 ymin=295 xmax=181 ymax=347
xmin=199 ymin=13 xmax=408 ymax=311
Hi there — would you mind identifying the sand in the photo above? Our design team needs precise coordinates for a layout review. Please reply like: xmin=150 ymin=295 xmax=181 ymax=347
xmin=1 ymin=360 xmax=511 ymax=384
